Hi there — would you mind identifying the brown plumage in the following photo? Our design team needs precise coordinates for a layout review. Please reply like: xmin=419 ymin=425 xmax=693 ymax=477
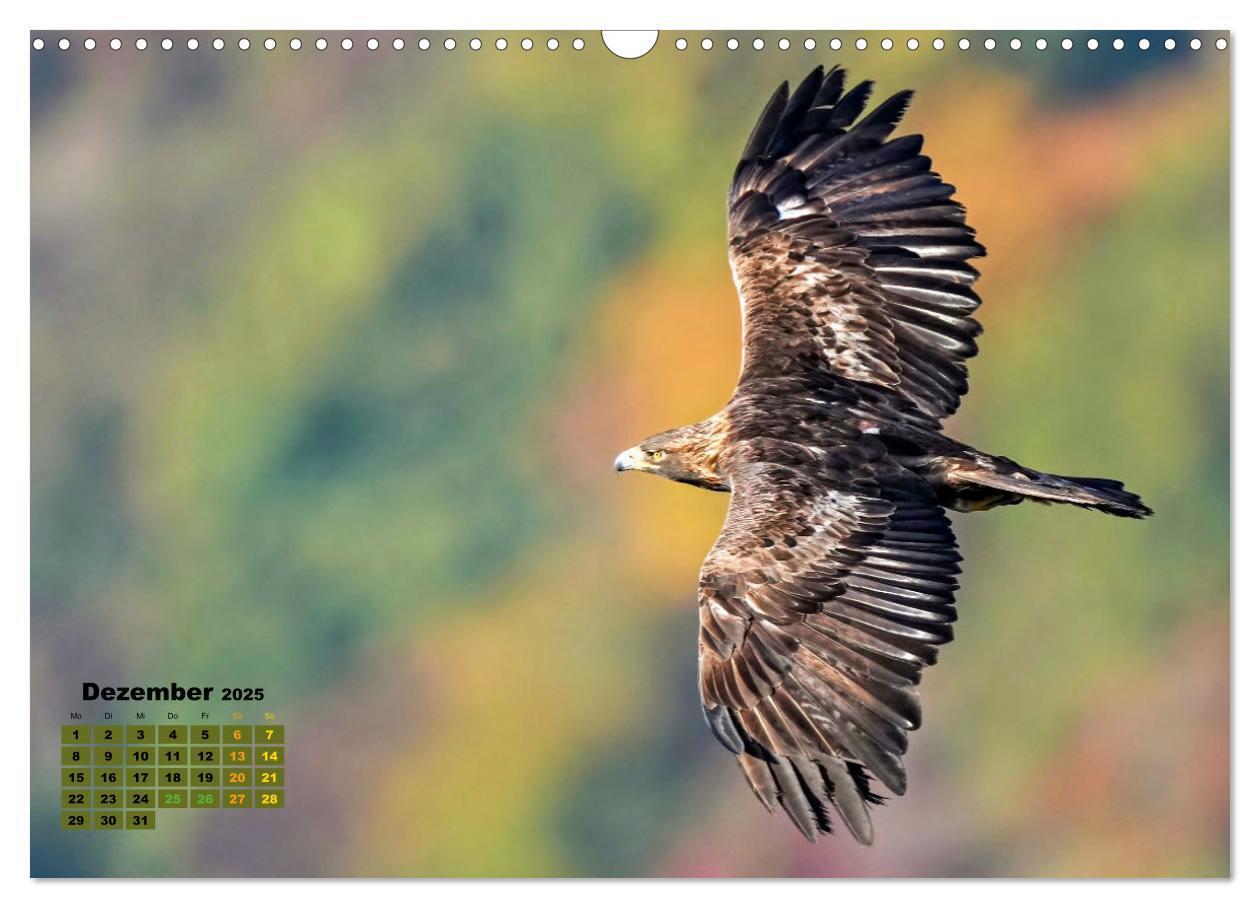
xmin=614 ymin=66 xmax=1151 ymax=845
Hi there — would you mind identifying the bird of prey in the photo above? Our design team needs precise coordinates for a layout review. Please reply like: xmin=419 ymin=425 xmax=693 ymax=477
xmin=613 ymin=65 xmax=1151 ymax=845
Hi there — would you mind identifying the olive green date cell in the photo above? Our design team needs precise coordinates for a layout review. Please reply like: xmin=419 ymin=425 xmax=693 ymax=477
xmin=223 ymin=768 xmax=252 ymax=786
xmin=254 ymin=746 xmax=284 ymax=766
xmin=126 ymin=811 xmax=156 ymax=830
xmin=159 ymin=746 xmax=188 ymax=765
xmin=191 ymin=790 xmax=220 ymax=809
xmin=158 ymin=789 xmax=188 ymax=808
xmin=158 ymin=725 xmax=188 ymax=744
xmin=93 ymin=725 xmax=123 ymax=744
xmin=255 ymin=768 xmax=284 ymax=787
xmin=127 ymin=725 xmax=155 ymax=744
xmin=223 ymin=725 xmax=252 ymax=744
xmin=95 ymin=811 xmax=123 ymax=830
xmin=255 ymin=725 xmax=284 ymax=744
xmin=223 ymin=789 xmax=253 ymax=809
xmin=255 ymin=790 xmax=285 ymax=809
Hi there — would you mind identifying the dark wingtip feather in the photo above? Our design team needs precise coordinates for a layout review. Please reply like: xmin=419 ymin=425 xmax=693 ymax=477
xmin=770 ymin=759 xmax=821 ymax=841
xmin=829 ymin=80 xmax=875 ymax=129
xmin=819 ymin=756 xmax=876 ymax=845
xmin=741 ymin=81 xmax=790 ymax=162
xmin=855 ymin=89 xmax=915 ymax=142
xmin=767 ymin=66 xmax=827 ymax=158
xmin=703 ymin=704 xmax=746 ymax=754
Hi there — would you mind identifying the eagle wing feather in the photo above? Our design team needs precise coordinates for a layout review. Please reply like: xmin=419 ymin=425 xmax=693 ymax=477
xmin=698 ymin=443 xmax=960 ymax=843
xmin=727 ymin=65 xmax=986 ymax=422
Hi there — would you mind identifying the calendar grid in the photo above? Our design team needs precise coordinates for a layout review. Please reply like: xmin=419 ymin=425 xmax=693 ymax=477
xmin=60 ymin=722 xmax=285 ymax=830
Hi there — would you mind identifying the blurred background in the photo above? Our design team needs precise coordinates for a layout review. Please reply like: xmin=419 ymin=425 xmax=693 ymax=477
xmin=30 ymin=30 xmax=1229 ymax=877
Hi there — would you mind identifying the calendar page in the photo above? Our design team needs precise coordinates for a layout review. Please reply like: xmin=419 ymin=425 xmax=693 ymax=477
xmin=29 ymin=28 xmax=1230 ymax=879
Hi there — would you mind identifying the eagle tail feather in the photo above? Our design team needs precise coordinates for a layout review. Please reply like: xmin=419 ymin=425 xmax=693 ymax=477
xmin=940 ymin=455 xmax=1153 ymax=518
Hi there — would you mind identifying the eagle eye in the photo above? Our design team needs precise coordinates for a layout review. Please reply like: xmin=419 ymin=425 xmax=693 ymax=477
xmin=649 ymin=450 xmax=665 ymax=462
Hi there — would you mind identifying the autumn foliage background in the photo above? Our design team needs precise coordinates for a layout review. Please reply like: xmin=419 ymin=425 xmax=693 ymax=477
xmin=31 ymin=31 xmax=1229 ymax=877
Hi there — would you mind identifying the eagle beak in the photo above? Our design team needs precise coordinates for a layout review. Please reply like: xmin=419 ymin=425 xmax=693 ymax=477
xmin=614 ymin=447 xmax=643 ymax=473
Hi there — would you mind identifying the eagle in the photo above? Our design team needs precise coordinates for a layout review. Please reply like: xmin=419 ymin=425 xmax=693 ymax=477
xmin=613 ymin=65 xmax=1151 ymax=845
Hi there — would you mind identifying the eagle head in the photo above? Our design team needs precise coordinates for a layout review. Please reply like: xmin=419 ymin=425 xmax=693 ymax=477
xmin=614 ymin=422 xmax=729 ymax=491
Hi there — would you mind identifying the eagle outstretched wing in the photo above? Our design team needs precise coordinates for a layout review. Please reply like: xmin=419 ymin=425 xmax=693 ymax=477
xmin=698 ymin=440 xmax=960 ymax=842
xmin=727 ymin=65 xmax=986 ymax=423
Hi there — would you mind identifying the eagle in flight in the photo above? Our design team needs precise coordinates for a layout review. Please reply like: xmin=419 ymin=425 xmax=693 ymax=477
xmin=613 ymin=66 xmax=1151 ymax=845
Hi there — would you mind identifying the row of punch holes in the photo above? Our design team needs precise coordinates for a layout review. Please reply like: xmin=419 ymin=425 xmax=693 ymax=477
xmin=31 ymin=33 xmax=1230 ymax=54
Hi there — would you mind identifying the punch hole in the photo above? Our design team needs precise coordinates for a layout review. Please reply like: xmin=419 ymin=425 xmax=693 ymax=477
xmin=855 ymin=38 xmax=868 ymax=50
xmin=1190 ymin=38 xmax=1201 ymax=50
xmin=1139 ymin=38 xmax=1150 ymax=50
xmin=495 ymin=38 xmax=507 ymax=51
xmin=213 ymin=38 xmax=224 ymax=50
xmin=727 ymin=38 xmax=739 ymax=50
xmin=804 ymin=38 xmax=817 ymax=50
xmin=958 ymin=38 xmax=970 ymax=50
xmin=753 ymin=38 xmax=765 ymax=50
xmin=521 ymin=38 xmax=533 ymax=50
xmin=136 ymin=38 xmax=148 ymax=50
xmin=602 ymin=31 xmax=658 ymax=59
xmin=1009 ymin=38 xmax=1021 ymax=50
xmin=933 ymin=38 xmax=944 ymax=50
xmin=984 ymin=38 xmax=996 ymax=50
xmin=237 ymin=38 xmax=249 ymax=50
xmin=778 ymin=38 xmax=790 ymax=50
xmin=264 ymin=38 xmax=276 ymax=50
xmin=187 ymin=38 xmax=198 ymax=50
xmin=111 ymin=38 xmax=122 ymax=50
xmin=1087 ymin=38 xmax=1099 ymax=50
xmin=317 ymin=38 xmax=329 ymax=50
xmin=469 ymin=38 xmax=481 ymax=50
xmin=343 ymin=38 xmax=354 ymax=50
xmin=1036 ymin=38 xmax=1047 ymax=50
xmin=701 ymin=37 xmax=713 ymax=51
xmin=32 ymin=37 xmax=44 ymax=50
xmin=292 ymin=38 xmax=303 ymax=51
xmin=1113 ymin=38 xmax=1125 ymax=50
xmin=547 ymin=38 xmax=559 ymax=50
xmin=161 ymin=38 xmax=172 ymax=51
xmin=417 ymin=38 xmax=429 ymax=50
xmin=830 ymin=38 xmax=841 ymax=50
xmin=445 ymin=38 xmax=457 ymax=50
xmin=1216 ymin=37 xmax=1228 ymax=50
xmin=907 ymin=38 xmax=919 ymax=50
xmin=367 ymin=37 xmax=380 ymax=50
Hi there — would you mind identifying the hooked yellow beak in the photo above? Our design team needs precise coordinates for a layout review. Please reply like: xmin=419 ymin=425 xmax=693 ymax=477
xmin=614 ymin=446 xmax=646 ymax=473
